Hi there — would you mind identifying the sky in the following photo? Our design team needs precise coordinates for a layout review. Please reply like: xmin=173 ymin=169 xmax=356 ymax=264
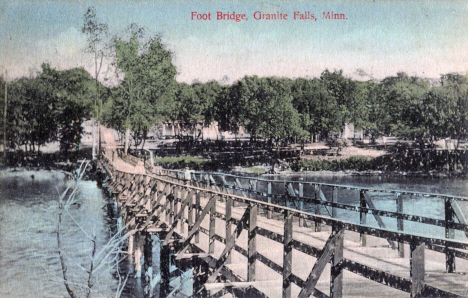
xmin=1 ymin=0 xmax=468 ymax=84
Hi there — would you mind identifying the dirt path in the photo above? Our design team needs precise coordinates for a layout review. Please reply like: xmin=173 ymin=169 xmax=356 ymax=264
xmin=100 ymin=126 xmax=146 ymax=174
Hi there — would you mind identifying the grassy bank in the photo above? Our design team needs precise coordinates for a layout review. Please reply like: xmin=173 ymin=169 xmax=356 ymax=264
xmin=292 ymin=156 xmax=372 ymax=172
xmin=153 ymin=156 xmax=207 ymax=170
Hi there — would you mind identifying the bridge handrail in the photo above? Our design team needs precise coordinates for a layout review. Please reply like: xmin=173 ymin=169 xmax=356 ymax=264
xmin=155 ymin=168 xmax=468 ymax=244
xmin=110 ymin=165 xmax=468 ymax=250
xmin=161 ymin=168 xmax=468 ymax=202
xmin=102 ymin=157 xmax=468 ymax=297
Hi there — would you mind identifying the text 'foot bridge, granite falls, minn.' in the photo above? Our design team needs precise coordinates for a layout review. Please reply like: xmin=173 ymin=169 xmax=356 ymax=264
xmin=98 ymin=149 xmax=468 ymax=298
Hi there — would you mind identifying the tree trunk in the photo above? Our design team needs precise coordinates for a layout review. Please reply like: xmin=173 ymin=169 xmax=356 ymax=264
xmin=124 ymin=128 xmax=130 ymax=155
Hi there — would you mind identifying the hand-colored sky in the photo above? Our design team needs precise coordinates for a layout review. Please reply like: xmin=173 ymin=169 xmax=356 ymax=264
xmin=1 ymin=0 xmax=467 ymax=83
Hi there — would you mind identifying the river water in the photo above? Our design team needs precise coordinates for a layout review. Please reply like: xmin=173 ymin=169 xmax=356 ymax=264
xmin=0 ymin=169 xmax=121 ymax=298
xmin=268 ymin=173 xmax=468 ymax=240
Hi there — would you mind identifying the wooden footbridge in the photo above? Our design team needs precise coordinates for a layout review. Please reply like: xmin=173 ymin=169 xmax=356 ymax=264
xmin=98 ymin=150 xmax=468 ymax=298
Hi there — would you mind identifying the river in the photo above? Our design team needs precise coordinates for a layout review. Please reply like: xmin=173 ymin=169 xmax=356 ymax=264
xmin=268 ymin=172 xmax=468 ymax=240
xmin=0 ymin=169 xmax=122 ymax=298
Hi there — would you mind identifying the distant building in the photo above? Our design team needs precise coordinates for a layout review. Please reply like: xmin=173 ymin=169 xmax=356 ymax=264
xmin=159 ymin=121 xmax=249 ymax=140
xmin=342 ymin=123 xmax=363 ymax=140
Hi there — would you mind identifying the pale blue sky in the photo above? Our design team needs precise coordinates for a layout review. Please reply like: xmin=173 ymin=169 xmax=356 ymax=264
xmin=1 ymin=0 xmax=467 ymax=83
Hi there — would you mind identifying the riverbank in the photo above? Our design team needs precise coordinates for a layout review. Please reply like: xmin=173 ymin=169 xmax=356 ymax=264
xmin=0 ymin=148 xmax=97 ymax=179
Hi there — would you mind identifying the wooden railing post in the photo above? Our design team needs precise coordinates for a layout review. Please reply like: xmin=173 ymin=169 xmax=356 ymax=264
xmin=195 ymin=192 xmax=201 ymax=243
xmin=128 ymin=232 xmax=134 ymax=263
xmin=160 ymin=232 xmax=171 ymax=297
xmin=360 ymin=190 xmax=367 ymax=247
xmin=248 ymin=204 xmax=258 ymax=281
xmin=209 ymin=195 xmax=216 ymax=254
xmin=134 ymin=232 xmax=144 ymax=277
xmin=314 ymin=185 xmax=321 ymax=232
xmin=180 ymin=189 xmax=186 ymax=234
xmin=299 ymin=183 xmax=304 ymax=227
xmin=267 ymin=181 xmax=273 ymax=219
xmin=332 ymin=186 xmax=338 ymax=218
xmin=225 ymin=196 xmax=233 ymax=264
xmin=282 ymin=210 xmax=293 ymax=298
xmin=188 ymin=191 xmax=195 ymax=231
xmin=169 ymin=192 xmax=174 ymax=226
xmin=445 ymin=198 xmax=456 ymax=273
xmin=173 ymin=187 xmax=179 ymax=228
xmin=397 ymin=193 xmax=405 ymax=257
xmin=330 ymin=225 xmax=344 ymax=298
xmin=410 ymin=241 xmax=425 ymax=297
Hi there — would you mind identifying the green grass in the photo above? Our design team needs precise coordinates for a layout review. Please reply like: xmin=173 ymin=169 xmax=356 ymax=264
xmin=293 ymin=156 xmax=371 ymax=171
xmin=154 ymin=156 xmax=206 ymax=169
xmin=247 ymin=166 xmax=267 ymax=175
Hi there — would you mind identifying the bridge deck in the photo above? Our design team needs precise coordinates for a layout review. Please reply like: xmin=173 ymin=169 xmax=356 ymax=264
xmin=182 ymin=194 xmax=468 ymax=297
xmin=99 ymin=128 xmax=468 ymax=297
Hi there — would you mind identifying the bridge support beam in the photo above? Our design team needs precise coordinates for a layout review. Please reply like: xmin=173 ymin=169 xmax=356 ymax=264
xmin=143 ymin=233 xmax=159 ymax=297
xmin=159 ymin=232 xmax=171 ymax=297
xmin=267 ymin=182 xmax=272 ymax=219
xmin=134 ymin=232 xmax=145 ymax=277
xmin=248 ymin=204 xmax=258 ymax=282
xmin=359 ymin=190 xmax=367 ymax=247
xmin=330 ymin=225 xmax=344 ymax=298
xmin=225 ymin=197 xmax=233 ymax=264
xmin=282 ymin=210 xmax=293 ymax=298
xmin=445 ymin=198 xmax=456 ymax=273
xmin=410 ymin=241 xmax=425 ymax=297
xmin=397 ymin=194 xmax=405 ymax=258
xmin=299 ymin=183 xmax=304 ymax=227
xmin=314 ymin=185 xmax=321 ymax=232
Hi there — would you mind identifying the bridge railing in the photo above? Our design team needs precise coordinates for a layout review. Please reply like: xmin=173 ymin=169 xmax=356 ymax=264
xmin=103 ymin=159 xmax=468 ymax=297
xmin=155 ymin=168 xmax=468 ymax=269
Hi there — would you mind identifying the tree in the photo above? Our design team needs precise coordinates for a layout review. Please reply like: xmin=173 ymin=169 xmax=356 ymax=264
xmin=113 ymin=26 xmax=177 ymax=153
xmin=223 ymin=76 xmax=308 ymax=146
xmin=377 ymin=72 xmax=429 ymax=139
xmin=40 ymin=65 xmax=98 ymax=153
xmin=424 ymin=74 xmax=468 ymax=144
xmin=291 ymin=78 xmax=343 ymax=141
xmin=6 ymin=73 xmax=57 ymax=153
xmin=82 ymin=6 xmax=109 ymax=157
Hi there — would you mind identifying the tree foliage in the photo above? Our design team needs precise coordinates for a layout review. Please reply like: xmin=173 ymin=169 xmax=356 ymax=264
xmin=109 ymin=26 xmax=177 ymax=150
xmin=4 ymin=64 xmax=98 ymax=154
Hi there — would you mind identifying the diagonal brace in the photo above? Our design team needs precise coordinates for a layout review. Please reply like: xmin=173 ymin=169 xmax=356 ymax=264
xmin=298 ymin=228 xmax=344 ymax=298
xmin=206 ymin=205 xmax=252 ymax=283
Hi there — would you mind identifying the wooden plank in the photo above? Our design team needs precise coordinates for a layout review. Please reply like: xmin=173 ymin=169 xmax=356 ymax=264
xmin=163 ymin=190 xmax=193 ymax=244
xmin=397 ymin=193 xmax=405 ymax=258
xmin=267 ymin=182 xmax=272 ymax=219
xmin=195 ymin=192 xmax=201 ymax=243
xmin=226 ymin=197 xmax=233 ymax=264
xmin=176 ymin=195 xmax=216 ymax=252
xmin=445 ymin=198 xmax=456 ymax=273
xmin=315 ymin=185 xmax=322 ymax=232
xmin=248 ymin=204 xmax=258 ymax=282
xmin=283 ymin=210 xmax=293 ymax=298
xmin=360 ymin=190 xmax=367 ymax=247
xmin=342 ymin=259 xmax=411 ymax=293
xmin=299 ymin=183 xmax=304 ymax=227
xmin=330 ymin=225 xmax=344 ymax=298
xmin=209 ymin=196 xmax=217 ymax=254
xmin=332 ymin=187 xmax=338 ymax=218
xmin=206 ymin=205 xmax=251 ymax=283
xmin=298 ymin=229 xmax=344 ymax=298
xmin=410 ymin=242 xmax=425 ymax=297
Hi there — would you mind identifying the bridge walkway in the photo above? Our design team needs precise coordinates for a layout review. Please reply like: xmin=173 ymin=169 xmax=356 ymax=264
xmin=97 ymin=128 xmax=468 ymax=297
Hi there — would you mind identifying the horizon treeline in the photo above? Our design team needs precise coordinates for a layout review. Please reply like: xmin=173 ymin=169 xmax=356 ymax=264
xmin=1 ymin=64 xmax=467 ymax=154
xmin=1 ymin=7 xmax=467 ymax=154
